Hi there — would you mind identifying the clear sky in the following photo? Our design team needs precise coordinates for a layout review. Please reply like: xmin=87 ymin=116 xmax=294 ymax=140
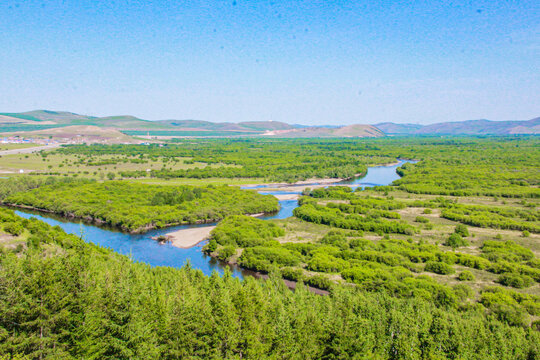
xmin=1 ymin=1 xmax=538 ymax=125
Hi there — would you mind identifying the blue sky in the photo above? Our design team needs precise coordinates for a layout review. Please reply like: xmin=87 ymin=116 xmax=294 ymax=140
xmin=1 ymin=0 xmax=538 ymax=125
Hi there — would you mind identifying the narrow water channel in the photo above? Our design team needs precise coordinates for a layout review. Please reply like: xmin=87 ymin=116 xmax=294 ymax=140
xmin=14 ymin=160 xmax=415 ymax=278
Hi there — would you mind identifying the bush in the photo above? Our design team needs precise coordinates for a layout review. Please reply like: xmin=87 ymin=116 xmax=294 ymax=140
xmin=212 ymin=215 xmax=284 ymax=248
xmin=455 ymin=253 xmax=490 ymax=270
xmin=217 ymin=245 xmax=236 ymax=261
xmin=342 ymin=266 xmax=398 ymax=290
xmin=482 ymin=240 xmax=534 ymax=262
xmin=424 ymin=261 xmax=455 ymax=275
xmin=203 ymin=239 xmax=217 ymax=253
xmin=423 ymin=208 xmax=432 ymax=214
xmin=490 ymin=304 xmax=529 ymax=327
xmin=454 ymin=224 xmax=469 ymax=237
xmin=415 ymin=216 xmax=429 ymax=223
xmin=522 ymin=230 xmax=530 ymax=237
xmin=444 ymin=233 xmax=469 ymax=248
xmin=307 ymin=253 xmax=350 ymax=273
xmin=497 ymin=273 xmax=534 ymax=289
xmin=304 ymin=275 xmax=333 ymax=290
xmin=239 ymin=246 xmax=301 ymax=271
xmin=280 ymin=267 xmax=304 ymax=281
xmin=3 ymin=222 xmax=23 ymax=236
xmin=457 ymin=270 xmax=475 ymax=281
xmin=320 ymin=230 xmax=348 ymax=249
xmin=453 ymin=283 xmax=473 ymax=301
xmin=489 ymin=261 xmax=516 ymax=274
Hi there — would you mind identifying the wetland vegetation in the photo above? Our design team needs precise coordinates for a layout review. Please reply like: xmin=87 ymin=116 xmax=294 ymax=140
xmin=0 ymin=137 xmax=539 ymax=359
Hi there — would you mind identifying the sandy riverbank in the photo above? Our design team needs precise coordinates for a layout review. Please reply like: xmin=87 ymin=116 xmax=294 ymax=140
xmin=243 ymin=159 xmax=412 ymax=191
xmin=167 ymin=212 xmax=268 ymax=248
xmin=273 ymin=193 xmax=300 ymax=200
xmin=167 ymin=226 xmax=216 ymax=249
xmin=244 ymin=175 xmax=357 ymax=189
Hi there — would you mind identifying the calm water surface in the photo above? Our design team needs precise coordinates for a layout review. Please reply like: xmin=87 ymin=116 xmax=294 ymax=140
xmin=14 ymin=160 xmax=415 ymax=278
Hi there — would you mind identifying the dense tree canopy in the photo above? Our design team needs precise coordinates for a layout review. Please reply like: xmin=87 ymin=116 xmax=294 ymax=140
xmin=1 ymin=208 xmax=539 ymax=359
xmin=2 ymin=181 xmax=278 ymax=232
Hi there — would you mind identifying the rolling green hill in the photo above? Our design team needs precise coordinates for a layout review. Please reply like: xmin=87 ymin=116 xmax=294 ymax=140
xmin=0 ymin=110 xmax=383 ymax=138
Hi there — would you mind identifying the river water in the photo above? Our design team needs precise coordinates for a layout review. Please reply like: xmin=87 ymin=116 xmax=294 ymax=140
xmin=14 ymin=160 xmax=414 ymax=278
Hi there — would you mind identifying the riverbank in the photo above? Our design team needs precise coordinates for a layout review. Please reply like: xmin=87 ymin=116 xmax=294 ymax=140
xmin=166 ymin=225 xmax=216 ymax=248
xmin=2 ymin=202 xmax=276 ymax=235
xmin=9 ymin=158 xmax=414 ymax=288
xmin=240 ymin=159 xmax=413 ymax=191
xmin=273 ymin=193 xmax=300 ymax=200
xmin=164 ymin=212 xmax=267 ymax=248
xmin=242 ymin=174 xmax=363 ymax=189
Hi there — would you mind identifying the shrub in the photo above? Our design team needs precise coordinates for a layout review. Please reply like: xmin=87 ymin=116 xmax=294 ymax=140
xmin=444 ymin=233 xmax=469 ymax=248
xmin=280 ymin=267 xmax=304 ymax=281
xmin=497 ymin=273 xmax=534 ymax=289
xmin=3 ymin=222 xmax=23 ymax=236
xmin=489 ymin=304 xmax=528 ymax=327
xmin=307 ymin=253 xmax=350 ymax=273
xmin=423 ymin=208 xmax=432 ymax=214
xmin=415 ymin=216 xmax=429 ymax=223
xmin=453 ymin=283 xmax=473 ymax=301
xmin=217 ymin=245 xmax=236 ymax=261
xmin=212 ymin=215 xmax=284 ymax=248
xmin=455 ymin=253 xmax=490 ymax=270
xmin=240 ymin=246 xmax=300 ymax=269
xmin=489 ymin=261 xmax=516 ymax=274
xmin=305 ymin=275 xmax=333 ymax=290
xmin=203 ymin=239 xmax=217 ymax=254
xmin=482 ymin=240 xmax=534 ymax=262
xmin=320 ymin=230 xmax=348 ymax=249
xmin=454 ymin=224 xmax=469 ymax=237
xmin=342 ymin=266 xmax=399 ymax=291
xmin=424 ymin=261 xmax=454 ymax=275
xmin=348 ymin=238 xmax=370 ymax=249
xmin=522 ymin=230 xmax=530 ymax=237
xmin=457 ymin=270 xmax=475 ymax=281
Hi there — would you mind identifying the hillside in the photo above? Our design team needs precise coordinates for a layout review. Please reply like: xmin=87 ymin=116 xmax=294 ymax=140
xmin=3 ymin=125 xmax=138 ymax=144
xmin=374 ymin=122 xmax=423 ymax=135
xmin=0 ymin=110 xmax=383 ymax=138
xmin=2 ymin=110 xmax=538 ymax=138
xmin=416 ymin=118 xmax=540 ymax=135
xmin=238 ymin=121 xmax=295 ymax=131
xmin=263 ymin=124 xmax=384 ymax=138
xmin=375 ymin=117 xmax=540 ymax=135
xmin=332 ymin=124 xmax=385 ymax=137
xmin=0 ymin=110 xmax=296 ymax=134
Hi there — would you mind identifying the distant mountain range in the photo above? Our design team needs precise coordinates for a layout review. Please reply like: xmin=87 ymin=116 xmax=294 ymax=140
xmin=375 ymin=117 xmax=540 ymax=135
xmin=0 ymin=110 xmax=383 ymax=138
xmin=0 ymin=110 xmax=538 ymax=138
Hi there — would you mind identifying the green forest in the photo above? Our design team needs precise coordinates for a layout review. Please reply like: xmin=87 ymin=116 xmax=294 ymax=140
xmin=1 ymin=181 xmax=278 ymax=232
xmin=0 ymin=208 xmax=539 ymax=359
xmin=0 ymin=137 xmax=539 ymax=359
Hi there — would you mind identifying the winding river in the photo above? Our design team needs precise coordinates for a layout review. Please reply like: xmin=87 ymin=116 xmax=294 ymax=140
xmin=14 ymin=160 xmax=414 ymax=279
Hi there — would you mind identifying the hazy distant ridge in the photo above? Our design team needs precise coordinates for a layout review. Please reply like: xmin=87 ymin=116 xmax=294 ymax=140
xmin=1 ymin=110 xmax=538 ymax=137
xmin=375 ymin=118 xmax=539 ymax=135
xmin=0 ymin=110 xmax=382 ymax=138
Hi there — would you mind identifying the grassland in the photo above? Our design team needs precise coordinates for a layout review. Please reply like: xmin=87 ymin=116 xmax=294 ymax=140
xmin=0 ymin=143 xmax=40 ymax=151
xmin=123 ymin=130 xmax=261 ymax=137
xmin=276 ymin=189 xmax=539 ymax=294
xmin=0 ymin=151 xmax=236 ymax=178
